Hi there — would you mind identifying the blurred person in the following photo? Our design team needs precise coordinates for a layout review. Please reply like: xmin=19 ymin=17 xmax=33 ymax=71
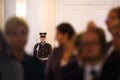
xmin=78 ymin=28 xmax=106 ymax=80
xmin=79 ymin=27 xmax=120 ymax=80
xmin=94 ymin=7 xmax=120 ymax=80
xmin=0 ymin=31 xmax=23 ymax=80
xmin=106 ymin=7 xmax=120 ymax=32
xmin=33 ymin=33 xmax=52 ymax=64
xmin=4 ymin=16 xmax=44 ymax=80
xmin=45 ymin=23 xmax=81 ymax=80
xmin=101 ymin=7 xmax=120 ymax=80
xmin=99 ymin=20 xmax=120 ymax=80
xmin=105 ymin=7 xmax=120 ymax=53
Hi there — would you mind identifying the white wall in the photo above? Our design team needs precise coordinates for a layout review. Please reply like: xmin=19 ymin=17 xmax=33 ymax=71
xmin=4 ymin=0 xmax=16 ymax=23
xmin=0 ymin=0 xmax=4 ymax=29
xmin=4 ymin=0 xmax=26 ymax=22
xmin=56 ymin=0 xmax=119 ymax=42
xmin=117 ymin=0 xmax=120 ymax=6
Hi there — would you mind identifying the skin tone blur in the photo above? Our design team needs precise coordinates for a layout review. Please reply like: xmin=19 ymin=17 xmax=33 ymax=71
xmin=40 ymin=37 xmax=46 ymax=43
xmin=106 ymin=10 xmax=119 ymax=32
xmin=106 ymin=9 xmax=120 ymax=50
xmin=81 ymin=32 xmax=103 ymax=65
xmin=6 ymin=25 xmax=28 ymax=61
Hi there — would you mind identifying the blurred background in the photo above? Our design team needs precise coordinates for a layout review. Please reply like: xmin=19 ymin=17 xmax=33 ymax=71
xmin=0 ymin=0 xmax=120 ymax=55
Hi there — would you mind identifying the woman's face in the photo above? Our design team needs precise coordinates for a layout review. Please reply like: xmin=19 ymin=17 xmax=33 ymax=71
xmin=6 ymin=26 xmax=28 ymax=51
xmin=56 ymin=30 xmax=68 ymax=46
xmin=106 ymin=11 xmax=119 ymax=32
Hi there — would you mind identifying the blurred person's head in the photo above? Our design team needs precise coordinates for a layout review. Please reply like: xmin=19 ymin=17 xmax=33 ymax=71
xmin=106 ymin=7 xmax=120 ymax=32
xmin=56 ymin=23 xmax=75 ymax=47
xmin=5 ymin=16 xmax=29 ymax=52
xmin=81 ymin=28 xmax=106 ymax=64
xmin=111 ymin=23 xmax=120 ymax=51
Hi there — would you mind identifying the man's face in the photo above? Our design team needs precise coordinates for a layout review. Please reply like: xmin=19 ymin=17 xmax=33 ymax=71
xmin=6 ymin=26 xmax=28 ymax=51
xmin=81 ymin=32 xmax=102 ymax=61
xmin=106 ymin=11 xmax=119 ymax=32
xmin=40 ymin=37 xmax=46 ymax=42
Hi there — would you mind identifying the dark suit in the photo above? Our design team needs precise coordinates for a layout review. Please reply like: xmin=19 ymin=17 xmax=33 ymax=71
xmin=11 ymin=53 xmax=44 ymax=80
xmin=33 ymin=43 xmax=52 ymax=59
xmin=22 ymin=54 xmax=45 ymax=80
xmin=99 ymin=50 xmax=120 ymax=80
xmin=79 ymin=50 xmax=120 ymax=80
xmin=61 ymin=60 xmax=82 ymax=80
xmin=45 ymin=47 xmax=82 ymax=80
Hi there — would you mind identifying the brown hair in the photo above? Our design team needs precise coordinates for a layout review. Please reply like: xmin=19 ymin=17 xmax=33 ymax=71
xmin=111 ymin=7 xmax=120 ymax=20
xmin=5 ymin=16 xmax=29 ymax=35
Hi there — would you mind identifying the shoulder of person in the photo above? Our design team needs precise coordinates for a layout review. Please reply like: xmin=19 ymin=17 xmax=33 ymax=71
xmin=34 ymin=43 xmax=40 ymax=48
xmin=45 ymin=43 xmax=51 ymax=46
xmin=53 ymin=47 xmax=63 ymax=54
xmin=35 ymin=43 xmax=40 ymax=46
xmin=0 ymin=59 xmax=24 ymax=80
xmin=47 ymin=47 xmax=63 ymax=60
xmin=111 ymin=50 xmax=120 ymax=60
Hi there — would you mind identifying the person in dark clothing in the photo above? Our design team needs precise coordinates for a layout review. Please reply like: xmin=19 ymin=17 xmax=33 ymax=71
xmin=21 ymin=53 xmax=44 ymax=80
xmin=4 ymin=16 xmax=44 ymax=80
xmin=99 ymin=51 xmax=120 ymax=80
xmin=106 ymin=7 xmax=120 ymax=33
xmin=105 ymin=7 xmax=120 ymax=53
xmin=78 ymin=26 xmax=120 ymax=80
xmin=99 ymin=19 xmax=120 ymax=80
xmin=98 ymin=7 xmax=120 ymax=80
xmin=45 ymin=23 xmax=81 ymax=80
xmin=0 ymin=31 xmax=23 ymax=80
xmin=100 ymin=34 xmax=120 ymax=80
xmin=78 ymin=28 xmax=106 ymax=80
xmin=33 ymin=33 xmax=52 ymax=64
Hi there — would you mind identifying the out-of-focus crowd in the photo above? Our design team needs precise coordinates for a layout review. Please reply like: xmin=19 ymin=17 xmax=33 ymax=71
xmin=0 ymin=6 xmax=120 ymax=80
